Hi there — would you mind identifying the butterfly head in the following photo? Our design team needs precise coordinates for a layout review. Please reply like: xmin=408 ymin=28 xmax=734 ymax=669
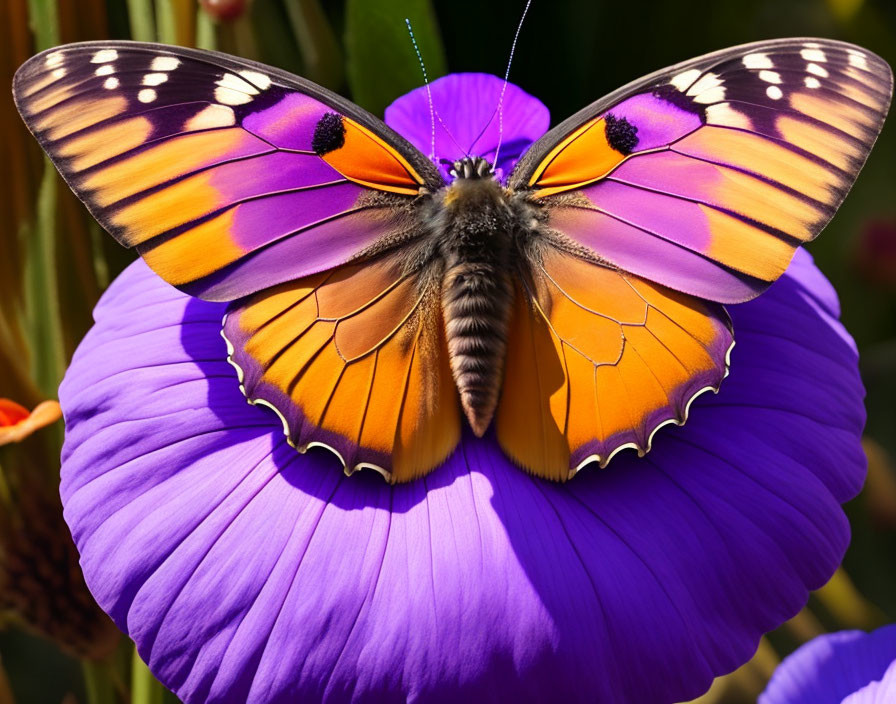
xmin=447 ymin=156 xmax=494 ymax=181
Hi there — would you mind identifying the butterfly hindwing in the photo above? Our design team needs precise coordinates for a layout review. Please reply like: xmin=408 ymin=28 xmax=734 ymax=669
xmin=511 ymin=38 xmax=893 ymax=304
xmin=497 ymin=249 xmax=734 ymax=481
xmin=14 ymin=41 xmax=443 ymax=302
xmin=223 ymin=251 xmax=461 ymax=483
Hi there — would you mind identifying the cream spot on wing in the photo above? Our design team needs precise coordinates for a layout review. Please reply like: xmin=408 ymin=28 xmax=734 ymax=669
xmin=103 ymin=77 xmax=119 ymax=90
xmin=804 ymin=77 xmax=821 ymax=89
xmin=693 ymin=87 xmax=726 ymax=104
xmin=848 ymin=52 xmax=869 ymax=70
xmin=142 ymin=73 xmax=168 ymax=86
xmin=705 ymin=102 xmax=752 ymax=129
xmin=51 ymin=68 xmax=66 ymax=79
xmin=91 ymin=49 xmax=118 ymax=64
xmin=137 ymin=88 xmax=157 ymax=103
xmin=217 ymin=72 xmax=258 ymax=94
xmin=742 ymin=52 xmax=773 ymax=69
xmin=807 ymin=63 xmax=829 ymax=78
xmin=95 ymin=64 xmax=115 ymax=76
xmin=800 ymin=48 xmax=826 ymax=62
xmin=151 ymin=56 xmax=180 ymax=71
xmin=45 ymin=52 xmax=64 ymax=68
xmin=766 ymin=85 xmax=784 ymax=100
xmin=759 ymin=70 xmax=782 ymax=83
xmin=238 ymin=70 xmax=271 ymax=90
xmin=184 ymin=104 xmax=236 ymax=130
xmin=214 ymin=87 xmax=253 ymax=105
xmin=214 ymin=73 xmax=258 ymax=105
xmin=688 ymin=72 xmax=726 ymax=103
xmin=670 ymin=68 xmax=701 ymax=91
xmin=804 ymin=42 xmax=822 ymax=48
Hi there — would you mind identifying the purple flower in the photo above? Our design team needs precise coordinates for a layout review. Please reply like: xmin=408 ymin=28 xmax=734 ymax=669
xmin=760 ymin=626 xmax=896 ymax=704
xmin=385 ymin=73 xmax=549 ymax=182
xmin=59 ymin=74 xmax=867 ymax=703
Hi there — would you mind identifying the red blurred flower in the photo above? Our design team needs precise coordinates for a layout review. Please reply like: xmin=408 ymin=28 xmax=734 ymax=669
xmin=854 ymin=217 xmax=896 ymax=289
xmin=0 ymin=399 xmax=61 ymax=446
xmin=199 ymin=0 xmax=248 ymax=22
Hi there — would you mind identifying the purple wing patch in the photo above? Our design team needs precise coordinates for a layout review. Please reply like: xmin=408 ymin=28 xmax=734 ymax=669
xmin=515 ymin=39 xmax=892 ymax=304
xmin=14 ymin=42 xmax=439 ymax=302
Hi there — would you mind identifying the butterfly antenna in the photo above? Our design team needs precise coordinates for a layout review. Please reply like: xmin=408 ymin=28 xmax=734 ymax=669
xmin=405 ymin=18 xmax=437 ymax=161
xmin=405 ymin=18 xmax=469 ymax=161
xmin=492 ymin=0 xmax=533 ymax=170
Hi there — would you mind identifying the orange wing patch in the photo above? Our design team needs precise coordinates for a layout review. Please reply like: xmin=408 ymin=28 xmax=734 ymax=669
xmin=223 ymin=253 xmax=460 ymax=483
xmin=527 ymin=116 xmax=631 ymax=197
xmin=315 ymin=115 xmax=425 ymax=196
xmin=497 ymin=249 xmax=734 ymax=481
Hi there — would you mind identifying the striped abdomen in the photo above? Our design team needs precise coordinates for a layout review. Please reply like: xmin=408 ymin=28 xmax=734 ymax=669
xmin=442 ymin=256 xmax=514 ymax=436
xmin=438 ymin=174 xmax=516 ymax=436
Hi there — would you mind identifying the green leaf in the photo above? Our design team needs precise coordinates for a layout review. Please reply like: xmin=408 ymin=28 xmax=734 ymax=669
xmin=248 ymin=0 xmax=306 ymax=76
xmin=284 ymin=0 xmax=344 ymax=90
xmin=345 ymin=0 xmax=446 ymax=116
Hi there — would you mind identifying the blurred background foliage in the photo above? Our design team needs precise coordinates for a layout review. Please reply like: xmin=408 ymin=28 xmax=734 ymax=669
xmin=0 ymin=0 xmax=894 ymax=702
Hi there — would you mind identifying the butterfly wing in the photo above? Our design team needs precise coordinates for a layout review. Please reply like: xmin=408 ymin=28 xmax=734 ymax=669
xmin=500 ymin=38 xmax=891 ymax=478
xmin=13 ymin=41 xmax=443 ymax=302
xmin=497 ymin=249 xmax=733 ymax=480
xmin=16 ymin=42 xmax=459 ymax=481
xmin=223 ymin=249 xmax=460 ymax=482
xmin=510 ymin=38 xmax=893 ymax=304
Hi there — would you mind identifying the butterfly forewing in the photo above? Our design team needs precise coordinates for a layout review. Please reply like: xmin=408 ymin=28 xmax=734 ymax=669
xmin=511 ymin=38 xmax=893 ymax=304
xmin=13 ymin=42 xmax=443 ymax=301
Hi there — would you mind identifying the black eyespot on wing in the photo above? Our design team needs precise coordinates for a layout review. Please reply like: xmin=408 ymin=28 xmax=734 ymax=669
xmin=604 ymin=113 xmax=639 ymax=155
xmin=312 ymin=112 xmax=346 ymax=155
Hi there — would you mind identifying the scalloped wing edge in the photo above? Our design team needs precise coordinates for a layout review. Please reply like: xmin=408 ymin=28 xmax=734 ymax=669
xmin=220 ymin=314 xmax=396 ymax=483
xmin=568 ymin=335 xmax=735 ymax=480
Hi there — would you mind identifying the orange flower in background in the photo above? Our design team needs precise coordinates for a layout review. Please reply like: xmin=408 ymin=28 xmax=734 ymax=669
xmin=0 ymin=399 xmax=62 ymax=446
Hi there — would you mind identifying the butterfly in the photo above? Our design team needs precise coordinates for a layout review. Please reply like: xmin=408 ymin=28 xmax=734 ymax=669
xmin=14 ymin=39 xmax=892 ymax=483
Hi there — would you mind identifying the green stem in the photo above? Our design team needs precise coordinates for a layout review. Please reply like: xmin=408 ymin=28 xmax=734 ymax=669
xmin=24 ymin=163 xmax=66 ymax=399
xmin=81 ymin=660 xmax=115 ymax=704
xmin=88 ymin=221 xmax=110 ymax=291
xmin=155 ymin=0 xmax=177 ymax=44
xmin=195 ymin=7 xmax=217 ymax=51
xmin=25 ymin=0 xmax=59 ymax=50
xmin=131 ymin=648 xmax=165 ymax=704
xmin=126 ymin=0 xmax=157 ymax=41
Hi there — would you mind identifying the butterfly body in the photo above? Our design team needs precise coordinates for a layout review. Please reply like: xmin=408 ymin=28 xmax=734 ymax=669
xmin=14 ymin=39 xmax=892 ymax=482
xmin=433 ymin=158 xmax=517 ymax=435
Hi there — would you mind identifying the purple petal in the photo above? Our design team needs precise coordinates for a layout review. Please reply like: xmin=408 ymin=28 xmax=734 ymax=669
xmin=60 ymin=245 xmax=865 ymax=704
xmin=384 ymin=73 xmax=550 ymax=182
xmin=843 ymin=660 xmax=896 ymax=704
xmin=760 ymin=625 xmax=896 ymax=704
